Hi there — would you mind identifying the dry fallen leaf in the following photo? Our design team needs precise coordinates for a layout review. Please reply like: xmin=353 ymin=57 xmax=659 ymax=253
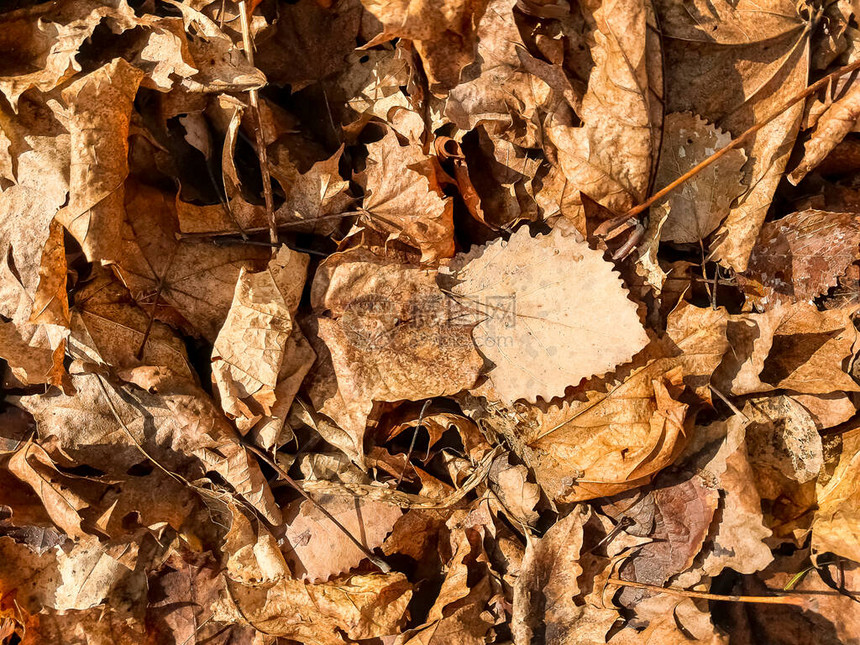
xmin=655 ymin=112 xmax=748 ymax=244
xmin=450 ymin=226 xmax=649 ymax=404
xmin=359 ymin=129 xmax=456 ymax=261
xmin=4 ymin=0 xmax=860 ymax=641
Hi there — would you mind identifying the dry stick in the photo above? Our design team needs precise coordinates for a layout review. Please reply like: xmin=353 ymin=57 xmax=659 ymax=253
xmin=598 ymin=57 xmax=860 ymax=237
xmin=238 ymin=1 xmax=277 ymax=248
xmin=243 ymin=442 xmax=392 ymax=573
xmin=606 ymin=578 xmax=806 ymax=607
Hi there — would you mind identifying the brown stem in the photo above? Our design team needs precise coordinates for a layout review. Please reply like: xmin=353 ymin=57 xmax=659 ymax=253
xmin=606 ymin=578 xmax=807 ymax=607
xmin=238 ymin=1 xmax=277 ymax=249
xmin=627 ymin=58 xmax=860 ymax=219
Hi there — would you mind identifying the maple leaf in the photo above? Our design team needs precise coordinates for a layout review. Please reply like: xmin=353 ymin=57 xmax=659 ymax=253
xmin=360 ymin=0 xmax=490 ymax=92
xmin=114 ymin=181 xmax=268 ymax=341
xmin=359 ymin=129 xmax=456 ymax=261
xmin=449 ymin=226 xmax=649 ymax=404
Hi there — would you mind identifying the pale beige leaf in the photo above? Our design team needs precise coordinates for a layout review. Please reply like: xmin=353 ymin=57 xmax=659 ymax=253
xmin=53 ymin=540 xmax=129 ymax=611
xmin=656 ymin=113 xmax=747 ymax=243
xmin=450 ymin=226 xmax=649 ymax=404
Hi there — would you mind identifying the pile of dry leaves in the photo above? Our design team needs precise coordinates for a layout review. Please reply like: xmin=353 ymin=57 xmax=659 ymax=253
xmin=3 ymin=0 xmax=860 ymax=642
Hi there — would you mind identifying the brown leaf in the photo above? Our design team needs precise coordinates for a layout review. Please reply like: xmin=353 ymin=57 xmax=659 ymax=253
xmin=306 ymin=247 xmax=483 ymax=440
xmin=69 ymin=270 xmax=195 ymax=385
xmin=663 ymin=300 xmax=730 ymax=402
xmin=488 ymin=359 xmax=688 ymax=503
xmin=713 ymin=304 xmax=859 ymax=396
xmin=282 ymin=494 xmax=402 ymax=582
xmin=513 ymin=506 xmax=618 ymax=645
xmin=740 ymin=210 xmax=860 ymax=308
xmin=146 ymin=547 xmax=256 ymax=645
xmin=444 ymin=0 xmax=566 ymax=146
xmin=655 ymin=113 xmax=748 ymax=244
xmin=812 ymin=425 xmax=860 ymax=562
xmin=16 ymin=373 xmax=282 ymax=524
xmin=360 ymin=129 xmax=456 ymax=261
xmin=545 ymin=0 xmax=663 ymax=223
xmin=0 ymin=0 xmax=138 ymax=109
xmin=658 ymin=0 xmax=808 ymax=270
xmin=55 ymin=58 xmax=144 ymax=264
xmin=609 ymin=474 xmax=719 ymax=605
xmin=488 ymin=454 xmax=541 ymax=526
xmin=361 ymin=0 xmax=490 ymax=92
xmin=114 ymin=181 xmax=268 ymax=341
xmin=449 ymin=226 xmax=649 ymax=404
xmin=212 ymin=246 xmax=310 ymax=431
xmin=255 ymin=0 xmax=362 ymax=90
xmin=217 ymin=572 xmax=413 ymax=643
xmin=789 ymin=79 xmax=860 ymax=184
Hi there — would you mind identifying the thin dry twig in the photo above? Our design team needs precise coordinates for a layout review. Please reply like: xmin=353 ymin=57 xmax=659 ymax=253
xmin=238 ymin=1 xmax=277 ymax=249
xmin=595 ymin=57 xmax=860 ymax=240
xmin=606 ymin=578 xmax=807 ymax=607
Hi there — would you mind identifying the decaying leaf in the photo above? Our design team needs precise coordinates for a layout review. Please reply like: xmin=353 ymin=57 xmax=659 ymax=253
xmin=741 ymin=209 xmax=860 ymax=307
xmin=359 ymin=130 xmax=455 ymax=261
xmin=307 ymin=247 xmax=483 ymax=441
xmin=655 ymin=112 xmax=748 ymax=244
